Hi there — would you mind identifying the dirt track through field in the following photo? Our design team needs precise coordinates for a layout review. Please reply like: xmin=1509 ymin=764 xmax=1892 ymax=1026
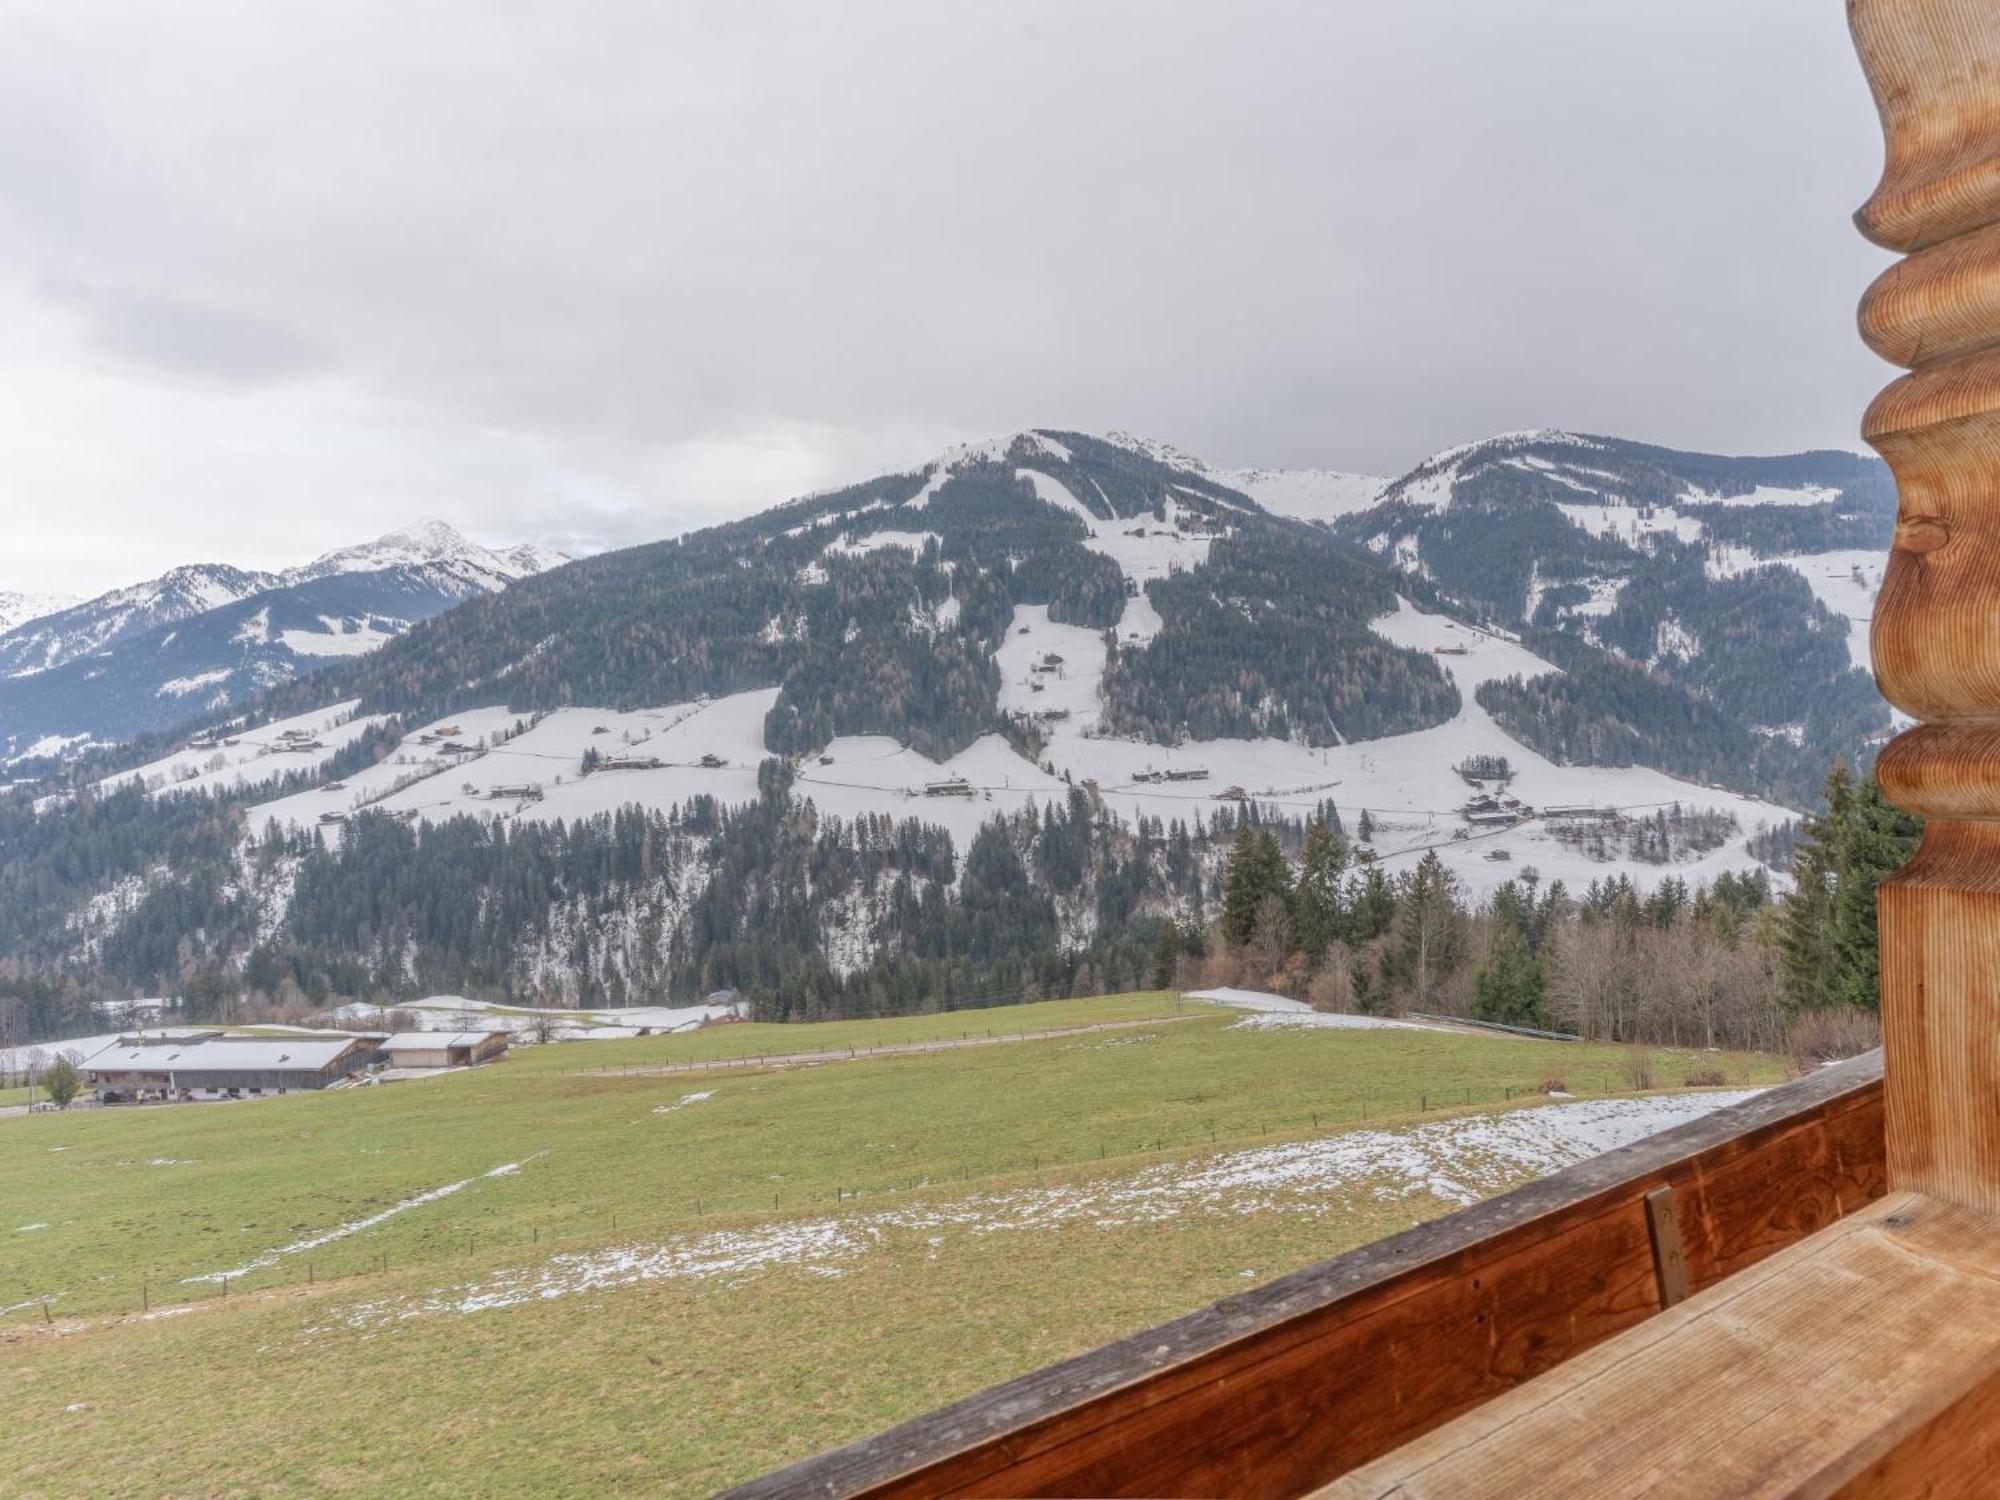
xmin=581 ymin=1015 xmax=1208 ymax=1078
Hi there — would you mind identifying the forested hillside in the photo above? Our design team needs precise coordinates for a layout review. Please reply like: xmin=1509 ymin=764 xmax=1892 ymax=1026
xmin=0 ymin=427 xmax=1907 ymax=1030
xmin=1334 ymin=431 xmax=1894 ymax=804
xmin=235 ymin=433 xmax=1453 ymax=760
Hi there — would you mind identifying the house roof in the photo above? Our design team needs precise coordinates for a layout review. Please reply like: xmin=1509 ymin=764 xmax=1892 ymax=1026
xmin=379 ymin=1031 xmax=508 ymax=1051
xmin=83 ymin=1036 xmax=365 ymax=1074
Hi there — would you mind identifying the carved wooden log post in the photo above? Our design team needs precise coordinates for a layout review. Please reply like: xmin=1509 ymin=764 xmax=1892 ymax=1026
xmin=1854 ymin=0 xmax=2000 ymax=1215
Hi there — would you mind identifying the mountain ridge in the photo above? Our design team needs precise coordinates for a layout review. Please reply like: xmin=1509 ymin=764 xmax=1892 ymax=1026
xmin=0 ymin=520 xmax=569 ymax=759
xmin=0 ymin=424 xmax=1892 ymax=1011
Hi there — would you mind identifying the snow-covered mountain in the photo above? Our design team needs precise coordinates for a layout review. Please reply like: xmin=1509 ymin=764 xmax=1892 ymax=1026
xmin=0 ymin=521 xmax=567 ymax=759
xmin=3 ymin=426 xmax=1899 ymax=1008
xmin=285 ymin=519 xmax=569 ymax=592
xmin=1218 ymin=467 xmax=1388 ymax=523
xmin=1097 ymin=429 xmax=1388 ymax=524
xmin=0 ymin=591 xmax=80 ymax=636
xmin=1324 ymin=429 xmax=1892 ymax=795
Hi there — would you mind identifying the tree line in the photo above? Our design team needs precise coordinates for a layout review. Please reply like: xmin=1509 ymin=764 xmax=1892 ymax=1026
xmin=1198 ymin=760 xmax=1916 ymax=1056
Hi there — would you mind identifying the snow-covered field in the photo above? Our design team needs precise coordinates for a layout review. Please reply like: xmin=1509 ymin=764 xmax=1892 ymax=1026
xmin=323 ymin=994 xmax=739 ymax=1040
xmin=1218 ymin=467 xmax=1387 ymax=523
xmin=322 ymin=1090 xmax=1756 ymax=1328
xmin=253 ymin=696 xmax=771 ymax=845
xmin=1556 ymin=500 xmax=1704 ymax=547
xmin=215 ymin=452 xmax=1794 ymax=901
xmin=1186 ymin=987 xmax=1430 ymax=1031
xmin=232 ymin=587 xmax=1791 ymax=899
xmin=102 ymin=700 xmax=384 ymax=797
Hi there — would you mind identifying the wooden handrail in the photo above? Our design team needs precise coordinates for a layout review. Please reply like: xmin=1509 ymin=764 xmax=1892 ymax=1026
xmin=728 ymin=1055 xmax=1885 ymax=1499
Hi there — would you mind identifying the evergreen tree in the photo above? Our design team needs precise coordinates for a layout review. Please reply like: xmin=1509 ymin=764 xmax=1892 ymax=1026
xmin=1391 ymin=851 xmax=1465 ymax=1008
xmin=1150 ymin=921 xmax=1181 ymax=989
xmin=1292 ymin=819 xmax=1349 ymax=961
xmin=1221 ymin=826 xmax=1291 ymax=948
xmin=1473 ymin=885 xmax=1544 ymax=1026
xmin=1348 ymin=866 xmax=1396 ymax=943
xmin=1779 ymin=762 xmax=1918 ymax=1012
xmin=1827 ymin=771 xmax=1922 ymax=1011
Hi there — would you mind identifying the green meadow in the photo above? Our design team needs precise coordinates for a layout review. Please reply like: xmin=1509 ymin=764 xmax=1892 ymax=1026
xmin=0 ymin=995 xmax=1788 ymax=1496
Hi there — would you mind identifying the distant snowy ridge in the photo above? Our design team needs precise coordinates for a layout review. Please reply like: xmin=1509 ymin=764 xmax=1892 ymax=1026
xmin=0 ymin=520 xmax=570 ymax=760
xmin=0 ymin=519 xmax=567 ymax=684
xmin=283 ymin=518 xmax=569 ymax=591
xmin=0 ymin=591 xmax=80 ymax=636
xmin=1098 ymin=428 xmax=1388 ymax=522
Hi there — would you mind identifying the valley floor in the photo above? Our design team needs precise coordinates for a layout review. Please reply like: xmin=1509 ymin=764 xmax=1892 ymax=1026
xmin=0 ymin=994 xmax=1788 ymax=1496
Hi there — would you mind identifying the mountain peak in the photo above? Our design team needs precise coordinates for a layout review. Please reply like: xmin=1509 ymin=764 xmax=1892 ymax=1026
xmin=1100 ymin=429 xmax=1213 ymax=473
xmin=921 ymin=429 xmax=1077 ymax=474
xmin=0 ymin=590 xmax=80 ymax=636
xmin=290 ymin=518 xmax=567 ymax=585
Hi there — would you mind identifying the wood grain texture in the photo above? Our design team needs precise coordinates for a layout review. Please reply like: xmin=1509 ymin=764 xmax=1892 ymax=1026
xmin=1852 ymin=0 xmax=2000 ymax=253
xmin=1644 ymin=1185 xmax=1690 ymax=1308
xmin=724 ymin=1059 xmax=1884 ymax=1499
xmin=1313 ymin=1192 xmax=2000 ymax=1500
xmin=1854 ymin=0 xmax=2000 ymax=1221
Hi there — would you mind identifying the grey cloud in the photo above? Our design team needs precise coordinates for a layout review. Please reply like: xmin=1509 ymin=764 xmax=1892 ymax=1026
xmin=38 ymin=276 xmax=334 ymax=387
xmin=0 ymin=0 xmax=1900 ymax=595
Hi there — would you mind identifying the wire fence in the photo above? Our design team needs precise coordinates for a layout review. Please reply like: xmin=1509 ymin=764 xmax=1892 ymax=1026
xmin=558 ymin=1019 xmax=1189 ymax=1077
xmin=2 ymin=1068 xmax=1753 ymax=1328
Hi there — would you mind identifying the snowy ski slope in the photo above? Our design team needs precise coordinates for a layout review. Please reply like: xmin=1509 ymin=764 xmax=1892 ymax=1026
xmin=235 ymin=588 xmax=1790 ymax=898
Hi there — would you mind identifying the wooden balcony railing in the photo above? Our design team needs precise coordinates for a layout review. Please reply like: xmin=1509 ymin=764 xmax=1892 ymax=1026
xmin=729 ymin=1054 xmax=1884 ymax=1499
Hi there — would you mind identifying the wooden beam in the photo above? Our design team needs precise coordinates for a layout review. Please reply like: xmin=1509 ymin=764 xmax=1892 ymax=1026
xmin=1313 ymin=1192 xmax=2000 ymax=1500
xmin=1855 ymin=0 xmax=2000 ymax=1217
xmin=724 ymin=1058 xmax=1884 ymax=1499
xmin=1643 ymin=1185 xmax=1689 ymax=1309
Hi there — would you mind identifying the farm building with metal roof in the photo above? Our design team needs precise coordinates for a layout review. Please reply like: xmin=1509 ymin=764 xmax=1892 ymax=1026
xmin=377 ymin=1031 xmax=510 ymax=1069
xmin=83 ymin=1033 xmax=383 ymax=1101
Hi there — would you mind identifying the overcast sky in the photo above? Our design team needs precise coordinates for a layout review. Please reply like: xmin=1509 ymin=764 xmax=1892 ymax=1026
xmin=1 ymin=1 xmax=1893 ymax=597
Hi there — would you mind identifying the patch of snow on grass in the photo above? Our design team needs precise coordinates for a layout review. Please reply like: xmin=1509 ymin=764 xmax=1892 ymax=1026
xmin=330 ymin=1093 xmax=1754 ymax=1327
xmin=186 ymin=1157 xmax=534 ymax=1284
xmin=652 ymin=1091 xmax=714 ymax=1115
xmin=1183 ymin=986 xmax=1314 ymax=1014
xmin=277 ymin=619 xmax=404 ymax=658
xmin=1228 ymin=1012 xmax=1418 ymax=1032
